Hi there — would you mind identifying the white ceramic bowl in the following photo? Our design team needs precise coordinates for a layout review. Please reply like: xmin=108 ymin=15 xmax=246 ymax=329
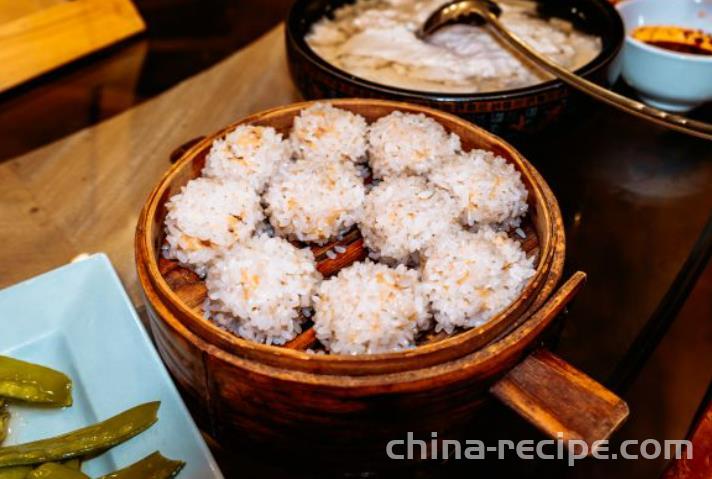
xmin=616 ymin=0 xmax=712 ymax=112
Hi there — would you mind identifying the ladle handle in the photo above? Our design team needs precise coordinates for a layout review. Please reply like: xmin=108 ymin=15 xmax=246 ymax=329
xmin=483 ymin=11 xmax=712 ymax=141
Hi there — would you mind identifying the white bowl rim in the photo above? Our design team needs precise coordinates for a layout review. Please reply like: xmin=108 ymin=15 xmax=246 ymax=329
xmin=616 ymin=0 xmax=712 ymax=63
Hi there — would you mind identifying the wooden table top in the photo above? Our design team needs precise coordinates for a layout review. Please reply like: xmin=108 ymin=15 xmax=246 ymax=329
xmin=0 ymin=26 xmax=298 ymax=305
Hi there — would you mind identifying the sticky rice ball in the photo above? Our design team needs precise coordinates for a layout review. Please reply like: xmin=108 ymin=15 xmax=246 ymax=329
xmin=429 ymin=150 xmax=528 ymax=228
xmin=421 ymin=228 xmax=536 ymax=333
xmin=203 ymin=125 xmax=290 ymax=192
xmin=164 ymin=177 xmax=264 ymax=276
xmin=367 ymin=111 xmax=461 ymax=178
xmin=313 ymin=261 xmax=430 ymax=354
xmin=204 ymin=235 xmax=322 ymax=345
xmin=264 ymin=159 xmax=366 ymax=244
xmin=359 ymin=176 xmax=459 ymax=263
xmin=290 ymin=103 xmax=368 ymax=163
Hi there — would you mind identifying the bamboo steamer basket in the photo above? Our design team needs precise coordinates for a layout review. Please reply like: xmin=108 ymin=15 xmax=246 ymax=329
xmin=138 ymin=100 xmax=555 ymax=373
xmin=135 ymin=100 xmax=628 ymax=464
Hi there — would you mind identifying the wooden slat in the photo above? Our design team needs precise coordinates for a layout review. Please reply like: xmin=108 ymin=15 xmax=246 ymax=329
xmin=283 ymin=328 xmax=317 ymax=350
xmin=0 ymin=0 xmax=145 ymax=92
xmin=164 ymin=220 xmax=540 ymax=352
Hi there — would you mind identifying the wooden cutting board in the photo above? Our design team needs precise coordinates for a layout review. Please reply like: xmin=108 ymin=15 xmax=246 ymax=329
xmin=0 ymin=0 xmax=145 ymax=92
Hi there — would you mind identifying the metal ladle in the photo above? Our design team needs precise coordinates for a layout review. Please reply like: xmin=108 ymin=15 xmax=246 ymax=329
xmin=418 ymin=0 xmax=712 ymax=141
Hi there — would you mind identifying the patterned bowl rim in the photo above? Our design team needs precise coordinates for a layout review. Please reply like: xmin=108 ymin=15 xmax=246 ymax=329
xmin=286 ymin=0 xmax=625 ymax=102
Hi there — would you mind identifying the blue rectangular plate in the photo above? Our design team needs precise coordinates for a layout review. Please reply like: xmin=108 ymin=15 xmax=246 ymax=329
xmin=0 ymin=254 xmax=224 ymax=478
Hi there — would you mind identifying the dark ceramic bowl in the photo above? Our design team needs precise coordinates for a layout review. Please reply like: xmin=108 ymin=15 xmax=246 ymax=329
xmin=286 ymin=0 xmax=624 ymax=138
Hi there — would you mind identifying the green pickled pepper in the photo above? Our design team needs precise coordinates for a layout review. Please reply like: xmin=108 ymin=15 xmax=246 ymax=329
xmin=0 ymin=400 xmax=9 ymax=445
xmin=26 ymin=463 xmax=89 ymax=479
xmin=0 ymin=357 xmax=72 ymax=407
xmin=99 ymin=452 xmax=185 ymax=479
xmin=0 ymin=402 xmax=160 ymax=468
xmin=0 ymin=465 xmax=33 ymax=479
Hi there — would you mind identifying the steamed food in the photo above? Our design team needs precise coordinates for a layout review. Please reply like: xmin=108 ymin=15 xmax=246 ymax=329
xmin=429 ymin=149 xmax=529 ymax=228
xmin=367 ymin=111 xmax=461 ymax=178
xmin=264 ymin=159 xmax=366 ymax=244
xmin=422 ymin=228 xmax=535 ymax=333
xmin=205 ymin=235 xmax=322 ymax=345
xmin=163 ymin=177 xmax=264 ymax=276
xmin=290 ymin=102 xmax=369 ymax=163
xmin=307 ymin=0 xmax=602 ymax=93
xmin=359 ymin=176 xmax=458 ymax=263
xmin=314 ymin=261 xmax=430 ymax=354
xmin=203 ymin=125 xmax=290 ymax=192
xmin=161 ymin=102 xmax=535 ymax=354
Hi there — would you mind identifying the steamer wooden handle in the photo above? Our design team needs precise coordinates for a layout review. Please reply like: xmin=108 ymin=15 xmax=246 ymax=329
xmin=491 ymin=349 xmax=629 ymax=453
xmin=488 ymin=271 xmax=629 ymax=452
